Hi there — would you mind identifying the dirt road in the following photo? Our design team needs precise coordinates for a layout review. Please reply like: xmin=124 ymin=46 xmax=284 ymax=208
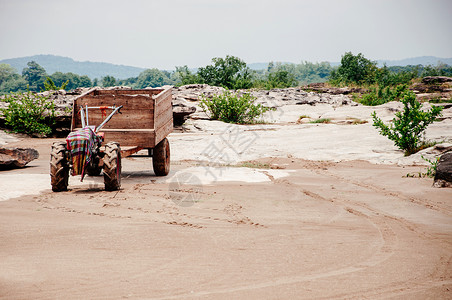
xmin=0 ymin=137 xmax=451 ymax=299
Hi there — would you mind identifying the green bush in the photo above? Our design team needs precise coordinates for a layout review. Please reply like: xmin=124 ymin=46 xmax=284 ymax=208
xmin=42 ymin=77 xmax=68 ymax=91
xmin=199 ymin=91 xmax=270 ymax=124
xmin=357 ymin=84 xmax=409 ymax=106
xmin=371 ymin=90 xmax=443 ymax=155
xmin=0 ymin=90 xmax=56 ymax=135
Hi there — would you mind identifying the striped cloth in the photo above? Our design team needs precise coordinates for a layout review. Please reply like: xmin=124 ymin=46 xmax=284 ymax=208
xmin=66 ymin=126 xmax=101 ymax=181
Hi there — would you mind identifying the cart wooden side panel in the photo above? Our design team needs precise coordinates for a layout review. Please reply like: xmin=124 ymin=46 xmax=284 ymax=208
xmin=153 ymin=88 xmax=173 ymax=147
xmin=71 ymin=88 xmax=173 ymax=148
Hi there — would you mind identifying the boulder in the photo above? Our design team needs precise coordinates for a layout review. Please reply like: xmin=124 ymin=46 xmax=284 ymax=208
xmin=0 ymin=147 xmax=39 ymax=169
xmin=422 ymin=76 xmax=452 ymax=84
xmin=434 ymin=152 xmax=452 ymax=188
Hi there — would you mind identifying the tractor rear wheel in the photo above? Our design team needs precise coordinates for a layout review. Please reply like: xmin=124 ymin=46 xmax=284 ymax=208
xmin=50 ymin=141 xmax=69 ymax=192
xmin=153 ymin=138 xmax=170 ymax=176
xmin=103 ymin=142 xmax=121 ymax=191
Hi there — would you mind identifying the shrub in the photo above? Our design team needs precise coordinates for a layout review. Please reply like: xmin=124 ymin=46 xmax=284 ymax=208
xmin=0 ymin=90 xmax=56 ymax=135
xmin=42 ymin=77 xmax=68 ymax=91
xmin=371 ymin=90 xmax=443 ymax=155
xmin=356 ymin=84 xmax=409 ymax=106
xmin=199 ymin=91 xmax=270 ymax=124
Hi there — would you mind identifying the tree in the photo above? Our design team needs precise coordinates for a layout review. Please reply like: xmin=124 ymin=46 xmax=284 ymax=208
xmin=0 ymin=64 xmax=27 ymax=93
xmin=266 ymin=69 xmax=297 ymax=88
xmin=330 ymin=52 xmax=377 ymax=85
xmin=22 ymin=61 xmax=47 ymax=91
xmin=0 ymin=64 xmax=18 ymax=86
xmin=135 ymin=68 xmax=171 ymax=88
xmin=79 ymin=75 xmax=92 ymax=88
xmin=0 ymin=77 xmax=27 ymax=93
xmin=372 ymin=90 xmax=443 ymax=155
xmin=175 ymin=65 xmax=199 ymax=86
xmin=197 ymin=55 xmax=253 ymax=89
xmin=43 ymin=77 xmax=68 ymax=91
xmin=102 ymin=75 xmax=116 ymax=87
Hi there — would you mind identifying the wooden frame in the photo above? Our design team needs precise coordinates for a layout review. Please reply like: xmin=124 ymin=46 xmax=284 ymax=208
xmin=71 ymin=88 xmax=173 ymax=150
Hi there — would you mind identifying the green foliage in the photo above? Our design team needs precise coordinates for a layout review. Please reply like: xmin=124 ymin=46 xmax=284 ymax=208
xmin=174 ymin=66 xmax=200 ymax=86
xmin=406 ymin=155 xmax=440 ymax=178
xmin=372 ymin=90 xmax=443 ymax=155
xmin=0 ymin=64 xmax=18 ymax=86
xmin=0 ymin=74 xmax=27 ymax=94
xmin=421 ymin=63 xmax=452 ymax=77
xmin=199 ymin=91 xmax=270 ymax=124
xmin=356 ymin=84 xmax=409 ymax=106
xmin=273 ymin=61 xmax=333 ymax=85
xmin=135 ymin=68 xmax=172 ymax=88
xmin=0 ymin=90 xmax=56 ymax=135
xmin=22 ymin=61 xmax=47 ymax=91
xmin=374 ymin=65 xmax=417 ymax=87
xmin=102 ymin=75 xmax=116 ymax=87
xmin=42 ymin=77 xmax=69 ymax=91
xmin=262 ymin=69 xmax=298 ymax=89
xmin=330 ymin=52 xmax=377 ymax=85
xmin=421 ymin=155 xmax=440 ymax=178
xmin=197 ymin=56 xmax=253 ymax=89
xmin=49 ymin=71 xmax=92 ymax=90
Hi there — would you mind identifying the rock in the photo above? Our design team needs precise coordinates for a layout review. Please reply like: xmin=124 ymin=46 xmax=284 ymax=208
xmin=434 ymin=152 xmax=452 ymax=188
xmin=173 ymin=106 xmax=197 ymax=126
xmin=422 ymin=76 xmax=452 ymax=84
xmin=0 ymin=147 xmax=39 ymax=169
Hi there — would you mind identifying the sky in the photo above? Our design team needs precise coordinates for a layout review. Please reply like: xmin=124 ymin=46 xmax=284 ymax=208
xmin=0 ymin=0 xmax=451 ymax=69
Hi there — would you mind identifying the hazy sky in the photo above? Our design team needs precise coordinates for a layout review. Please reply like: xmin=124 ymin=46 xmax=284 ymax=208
xmin=1 ymin=0 xmax=451 ymax=69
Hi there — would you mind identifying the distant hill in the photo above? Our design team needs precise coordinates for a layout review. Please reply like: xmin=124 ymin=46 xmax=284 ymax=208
xmin=376 ymin=56 xmax=452 ymax=67
xmin=249 ymin=56 xmax=452 ymax=69
xmin=1 ymin=55 xmax=450 ymax=79
xmin=0 ymin=54 xmax=146 ymax=79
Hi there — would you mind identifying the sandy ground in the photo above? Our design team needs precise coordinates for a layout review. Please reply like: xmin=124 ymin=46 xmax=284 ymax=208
xmin=1 ymin=103 xmax=452 ymax=299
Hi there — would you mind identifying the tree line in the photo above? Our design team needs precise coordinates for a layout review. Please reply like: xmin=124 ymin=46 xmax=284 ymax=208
xmin=1 ymin=53 xmax=451 ymax=94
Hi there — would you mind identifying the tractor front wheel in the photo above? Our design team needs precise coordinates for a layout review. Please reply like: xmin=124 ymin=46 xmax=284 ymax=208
xmin=103 ymin=142 xmax=121 ymax=191
xmin=50 ymin=142 xmax=69 ymax=192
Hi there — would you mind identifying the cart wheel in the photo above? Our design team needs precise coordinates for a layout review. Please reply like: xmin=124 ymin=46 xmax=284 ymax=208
xmin=87 ymin=156 xmax=102 ymax=176
xmin=153 ymin=138 xmax=170 ymax=176
xmin=103 ymin=142 xmax=121 ymax=191
xmin=50 ymin=141 xmax=69 ymax=192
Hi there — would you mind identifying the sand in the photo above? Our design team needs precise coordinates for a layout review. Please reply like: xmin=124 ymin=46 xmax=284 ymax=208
xmin=0 ymin=102 xmax=451 ymax=299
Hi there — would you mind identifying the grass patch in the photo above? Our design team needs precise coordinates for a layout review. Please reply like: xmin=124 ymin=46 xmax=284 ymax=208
xmin=346 ymin=117 xmax=368 ymax=125
xmin=235 ymin=161 xmax=271 ymax=169
xmin=310 ymin=118 xmax=331 ymax=124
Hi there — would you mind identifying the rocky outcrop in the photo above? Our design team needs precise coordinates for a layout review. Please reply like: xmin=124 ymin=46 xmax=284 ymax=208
xmin=422 ymin=76 xmax=452 ymax=84
xmin=300 ymin=82 xmax=368 ymax=95
xmin=0 ymin=147 xmax=39 ymax=169
xmin=171 ymin=84 xmax=357 ymax=120
xmin=434 ymin=152 xmax=452 ymax=188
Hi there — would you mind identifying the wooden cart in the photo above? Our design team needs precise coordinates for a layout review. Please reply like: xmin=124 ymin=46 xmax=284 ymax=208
xmin=50 ymin=87 xmax=173 ymax=192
